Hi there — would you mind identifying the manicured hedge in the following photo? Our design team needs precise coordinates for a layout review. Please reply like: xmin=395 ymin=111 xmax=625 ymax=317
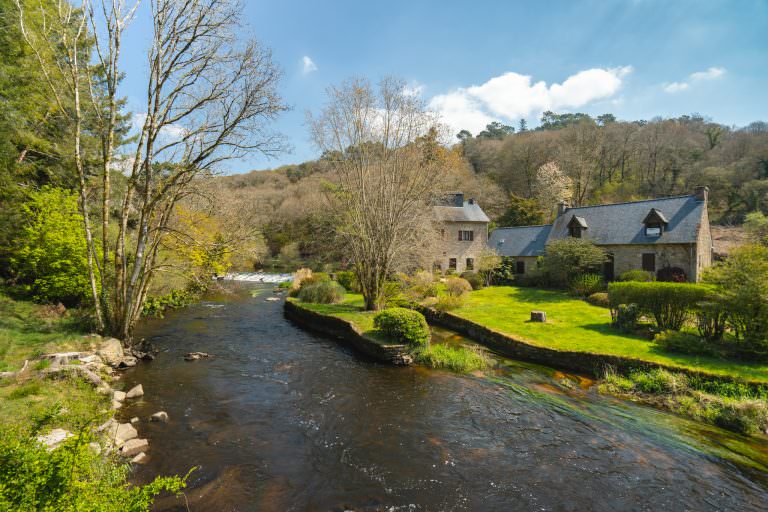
xmin=608 ymin=281 xmax=713 ymax=331
xmin=373 ymin=307 xmax=431 ymax=346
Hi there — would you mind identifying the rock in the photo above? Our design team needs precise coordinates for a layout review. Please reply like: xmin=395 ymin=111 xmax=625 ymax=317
xmin=80 ymin=354 xmax=103 ymax=365
xmin=89 ymin=442 xmax=102 ymax=455
xmin=42 ymin=364 xmax=107 ymax=388
xmin=150 ymin=411 xmax=169 ymax=423
xmin=0 ymin=360 xmax=29 ymax=380
xmin=97 ymin=338 xmax=125 ymax=367
xmin=37 ymin=428 xmax=72 ymax=451
xmin=130 ymin=417 xmax=140 ymax=425
xmin=265 ymin=297 xmax=281 ymax=302
xmin=111 ymin=400 xmax=122 ymax=410
xmin=120 ymin=438 xmax=149 ymax=457
xmin=114 ymin=423 xmax=138 ymax=446
xmin=113 ymin=390 xmax=127 ymax=402
xmin=116 ymin=356 xmax=138 ymax=369
xmin=530 ymin=310 xmax=547 ymax=322
xmin=131 ymin=452 xmax=148 ymax=464
xmin=97 ymin=418 xmax=118 ymax=433
xmin=126 ymin=384 xmax=144 ymax=398
xmin=96 ymin=386 xmax=112 ymax=395
xmin=184 ymin=352 xmax=212 ymax=361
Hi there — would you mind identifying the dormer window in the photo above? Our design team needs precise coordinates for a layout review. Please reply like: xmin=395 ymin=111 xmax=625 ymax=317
xmin=643 ymin=208 xmax=668 ymax=238
xmin=567 ymin=215 xmax=588 ymax=238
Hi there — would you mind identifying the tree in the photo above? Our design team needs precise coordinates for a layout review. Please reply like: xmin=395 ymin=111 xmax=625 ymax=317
xmin=307 ymin=77 xmax=442 ymax=310
xmin=477 ymin=121 xmax=515 ymax=140
xmin=541 ymin=238 xmax=605 ymax=287
xmin=456 ymin=129 xmax=472 ymax=142
xmin=533 ymin=161 xmax=573 ymax=219
xmin=745 ymin=211 xmax=768 ymax=245
xmin=497 ymin=194 xmax=545 ymax=227
xmin=18 ymin=0 xmax=287 ymax=341
xmin=518 ymin=119 xmax=528 ymax=132
xmin=475 ymin=247 xmax=502 ymax=287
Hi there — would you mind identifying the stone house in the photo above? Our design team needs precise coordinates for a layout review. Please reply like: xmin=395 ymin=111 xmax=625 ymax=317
xmin=433 ymin=193 xmax=490 ymax=273
xmin=488 ymin=187 xmax=713 ymax=282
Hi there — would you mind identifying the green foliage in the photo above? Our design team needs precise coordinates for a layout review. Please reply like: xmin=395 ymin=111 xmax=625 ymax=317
xmin=542 ymin=239 xmax=605 ymax=288
xmin=373 ymin=308 xmax=430 ymax=347
xmin=488 ymin=257 xmax=516 ymax=286
xmin=654 ymin=330 xmax=719 ymax=357
xmin=298 ymin=280 xmax=345 ymax=304
xmin=413 ymin=344 xmax=489 ymax=373
xmin=744 ymin=211 xmax=768 ymax=245
xmin=0 ymin=427 xmax=188 ymax=511
xmin=586 ymin=292 xmax=610 ymax=308
xmin=608 ymin=281 xmax=712 ymax=331
xmin=10 ymin=187 xmax=95 ymax=306
xmin=434 ymin=294 xmax=467 ymax=312
xmin=334 ymin=271 xmax=359 ymax=292
xmin=568 ymin=273 xmax=603 ymax=297
xmin=444 ymin=277 xmax=472 ymax=297
xmin=142 ymin=289 xmax=197 ymax=318
xmin=613 ymin=304 xmax=640 ymax=332
xmin=496 ymin=194 xmax=545 ymax=227
xmin=704 ymin=244 xmax=768 ymax=356
xmin=460 ymin=272 xmax=484 ymax=291
xmin=618 ymin=270 xmax=655 ymax=282
xmin=696 ymin=298 xmax=728 ymax=342
xmin=406 ymin=270 xmax=439 ymax=299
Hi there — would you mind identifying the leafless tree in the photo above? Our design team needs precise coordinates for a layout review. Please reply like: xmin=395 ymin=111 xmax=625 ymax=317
xmin=308 ymin=77 xmax=443 ymax=310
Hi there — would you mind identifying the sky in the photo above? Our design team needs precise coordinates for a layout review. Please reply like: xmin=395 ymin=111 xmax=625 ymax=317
xmin=118 ymin=0 xmax=768 ymax=174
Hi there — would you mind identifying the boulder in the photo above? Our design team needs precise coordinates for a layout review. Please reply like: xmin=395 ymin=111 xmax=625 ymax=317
xmin=80 ymin=354 xmax=103 ymax=365
xmin=97 ymin=338 xmax=125 ymax=367
xmin=131 ymin=452 xmax=149 ymax=464
xmin=265 ymin=297 xmax=281 ymax=302
xmin=120 ymin=438 xmax=149 ymax=457
xmin=150 ymin=411 xmax=169 ymax=423
xmin=111 ymin=400 xmax=122 ymax=410
xmin=130 ymin=417 xmax=140 ymax=425
xmin=113 ymin=390 xmax=127 ymax=402
xmin=36 ymin=428 xmax=72 ymax=451
xmin=126 ymin=384 xmax=144 ymax=398
xmin=184 ymin=352 xmax=211 ymax=361
xmin=114 ymin=423 xmax=138 ymax=446
xmin=530 ymin=311 xmax=547 ymax=322
xmin=117 ymin=356 xmax=138 ymax=369
xmin=97 ymin=418 xmax=118 ymax=433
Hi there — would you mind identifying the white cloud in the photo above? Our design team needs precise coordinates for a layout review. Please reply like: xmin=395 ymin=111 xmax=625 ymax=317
xmin=428 ymin=66 xmax=632 ymax=135
xmin=302 ymin=56 xmax=317 ymax=75
xmin=664 ymin=66 xmax=725 ymax=93
xmin=131 ymin=113 xmax=186 ymax=140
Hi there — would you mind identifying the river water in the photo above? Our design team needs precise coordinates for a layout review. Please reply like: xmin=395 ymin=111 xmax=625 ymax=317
xmin=122 ymin=284 xmax=768 ymax=511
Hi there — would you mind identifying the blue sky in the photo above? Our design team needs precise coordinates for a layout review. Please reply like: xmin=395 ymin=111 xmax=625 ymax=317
xmin=119 ymin=0 xmax=768 ymax=173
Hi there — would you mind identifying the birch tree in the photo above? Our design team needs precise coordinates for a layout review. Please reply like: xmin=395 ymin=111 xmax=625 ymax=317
xmin=308 ymin=77 xmax=442 ymax=310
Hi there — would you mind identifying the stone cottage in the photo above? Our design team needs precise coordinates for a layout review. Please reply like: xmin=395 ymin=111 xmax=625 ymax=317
xmin=433 ymin=193 xmax=490 ymax=273
xmin=488 ymin=187 xmax=713 ymax=282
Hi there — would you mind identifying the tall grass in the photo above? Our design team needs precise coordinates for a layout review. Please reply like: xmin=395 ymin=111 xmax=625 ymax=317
xmin=414 ymin=344 xmax=490 ymax=373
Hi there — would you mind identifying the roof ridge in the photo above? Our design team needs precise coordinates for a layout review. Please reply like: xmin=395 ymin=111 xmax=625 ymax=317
xmin=494 ymin=224 xmax=552 ymax=229
xmin=564 ymin=194 xmax=694 ymax=211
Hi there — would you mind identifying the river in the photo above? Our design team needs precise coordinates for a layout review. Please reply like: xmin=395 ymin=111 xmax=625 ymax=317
xmin=121 ymin=284 xmax=768 ymax=511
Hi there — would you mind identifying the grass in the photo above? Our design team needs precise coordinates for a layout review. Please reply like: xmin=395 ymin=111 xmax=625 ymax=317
xmin=288 ymin=295 xmax=396 ymax=345
xmin=450 ymin=286 xmax=768 ymax=383
xmin=413 ymin=344 xmax=489 ymax=373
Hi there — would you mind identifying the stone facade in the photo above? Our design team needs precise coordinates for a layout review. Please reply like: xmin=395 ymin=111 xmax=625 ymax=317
xmin=434 ymin=221 xmax=488 ymax=273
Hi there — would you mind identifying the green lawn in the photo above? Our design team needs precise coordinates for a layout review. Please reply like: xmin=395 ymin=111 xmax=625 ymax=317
xmin=288 ymin=295 xmax=393 ymax=345
xmin=452 ymin=286 xmax=768 ymax=383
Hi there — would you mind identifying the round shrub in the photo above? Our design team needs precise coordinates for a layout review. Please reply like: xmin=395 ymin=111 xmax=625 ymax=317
xmin=298 ymin=280 xmax=345 ymax=304
xmin=569 ymin=273 xmax=604 ymax=297
xmin=613 ymin=303 xmax=640 ymax=332
xmin=618 ymin=270 xmax=655 ymax=282
xmin=408 ymin=270 xmax=439 ymax=299
xmin=334 ymin=270 xmax=359 ymax=292
xmin=373 ymin=307 xmax=430 ymax=346
xmin=460 ymin=272 xmax=484 ymax=290
xmin=445 ymin=277 xmax=472 ymax=297
xmin=586 ymin=292 xmax=610 ymax=308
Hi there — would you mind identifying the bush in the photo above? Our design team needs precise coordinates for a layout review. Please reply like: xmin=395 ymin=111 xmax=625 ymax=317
xmin=298 ymin=280 xmax=345 ymax=304
xmin=408 ymin=270 xmax=439 ymax=299
xmin=434 ymin=294 xmax=466 ymax=312
xmin=541 ymin=238 xmax=605 ymax=288
xmin=713 ymin=402 xmax=766 ymax=435
xmin=630 ymin=368 xmax=688 ymax=394
xmin=586 ymin=292 xmax=610 ymax=308
xmin=696 ymin=298 xmax=728 ymax=342
xmin=291 ymin=268 xmax=313 ymax=291
xmin=653 ymin=330 xmax=719 ymax=357
xmin=334 ymin=271 xmax=359 ymax=292
xmin=413 ymin=344 xmax=489 ymax=372
xmin=568 ymin=273 xmax=603 ymax=297
xmin=613 ymin=303 xmax=640 ymax=332
xmin=444 ymin=277 xmax=472 ymax=297
xmin=608 ymin=281 xmax=712 ymax=331
xmin=373 ymin=308 xmax=430 ymax=346
xmin=618 ymin=269 xmax=655 ymax=282
xmin=460 ymin=272 xmax=484 ymax=290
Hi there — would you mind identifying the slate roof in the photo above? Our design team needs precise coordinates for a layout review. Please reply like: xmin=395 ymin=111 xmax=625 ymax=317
xmin=490 ymin=194 xmax=707 ymax=257
xmin=434 ymin=201 xmax=490 ymax=223
xmin=488 ymin=225 xmax=552 ymax=257
xmin=548 ymin=194 xmax=705 ymax=245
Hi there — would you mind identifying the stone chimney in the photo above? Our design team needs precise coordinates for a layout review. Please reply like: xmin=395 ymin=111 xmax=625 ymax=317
xmin=453 ymin=192 xmax=464 ymax=207
xmin=694 ymin=186 xmax=709 ymax=203
xmin=557 ymin=200 xmax=569 ymax=217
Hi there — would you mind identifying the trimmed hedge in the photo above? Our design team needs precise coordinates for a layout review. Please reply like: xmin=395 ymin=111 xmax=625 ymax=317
xmin=373 ymin=307 xmax=431 ymax=346
xmin=608 ymin=281 xmax=712 ymax=331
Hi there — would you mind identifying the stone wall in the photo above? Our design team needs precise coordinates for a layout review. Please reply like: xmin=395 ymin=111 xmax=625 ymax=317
xmin=603 ymin=243 xmax=698 ymax=282
xmin=434 ymin=221 xmax=488 ymax=273
xmin=694 ymin=201 xmax=713 ymax=281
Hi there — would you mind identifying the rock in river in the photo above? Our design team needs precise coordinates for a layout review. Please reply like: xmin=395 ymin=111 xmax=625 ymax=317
xmin=126 ymin=384 xmax=144 ymax=398
xmin=184 ymin=352 xmax=212 ymax=361
xmin=120 ymin=438 xmax=149 ymax=457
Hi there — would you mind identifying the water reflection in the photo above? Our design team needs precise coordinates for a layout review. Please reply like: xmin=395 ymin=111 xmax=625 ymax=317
xmin=123 ymin=285 xmax=768 ymax=511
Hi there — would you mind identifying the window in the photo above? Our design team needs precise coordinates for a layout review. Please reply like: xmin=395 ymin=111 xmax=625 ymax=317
xmin=448 ymin=258 xmax=457 ymax=270
xmin=569 ymin=226 xmax=582 ymax=238
xmin=642 ymin=253 xmax=656 ymax=272
xmin=466 ymin=258 xmax=474 ymax=271
xmin=645 ymin=224 xmax=662 ymax=237
xmin=458 ymin=230 xmax=474 ymax=241
xmin=515 ymin=260 xmax=525 ymax=274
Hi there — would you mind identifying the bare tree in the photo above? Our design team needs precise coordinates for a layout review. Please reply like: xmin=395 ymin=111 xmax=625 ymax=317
xmin=19 ymin=0 xmax=287 ymax=341
xmin=308 ymin=77 xmax=443 ymax=310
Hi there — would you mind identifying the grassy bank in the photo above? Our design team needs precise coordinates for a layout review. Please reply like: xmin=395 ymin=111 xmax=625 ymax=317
xmin=450 ymin=286 xmax=768 ymax=383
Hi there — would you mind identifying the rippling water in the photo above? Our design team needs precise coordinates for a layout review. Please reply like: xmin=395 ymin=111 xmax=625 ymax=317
xmin=122 ymin=284 xmax=768 ymax=511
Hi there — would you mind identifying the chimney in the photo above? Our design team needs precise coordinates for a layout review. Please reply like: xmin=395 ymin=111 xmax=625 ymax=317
xmin=557 ymin=200 xmax=569 ymax=216
xmin=453 ymin=193 xmax=464 ymax=207
xmin=694 ymin=186 xmax=709 ymax=203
